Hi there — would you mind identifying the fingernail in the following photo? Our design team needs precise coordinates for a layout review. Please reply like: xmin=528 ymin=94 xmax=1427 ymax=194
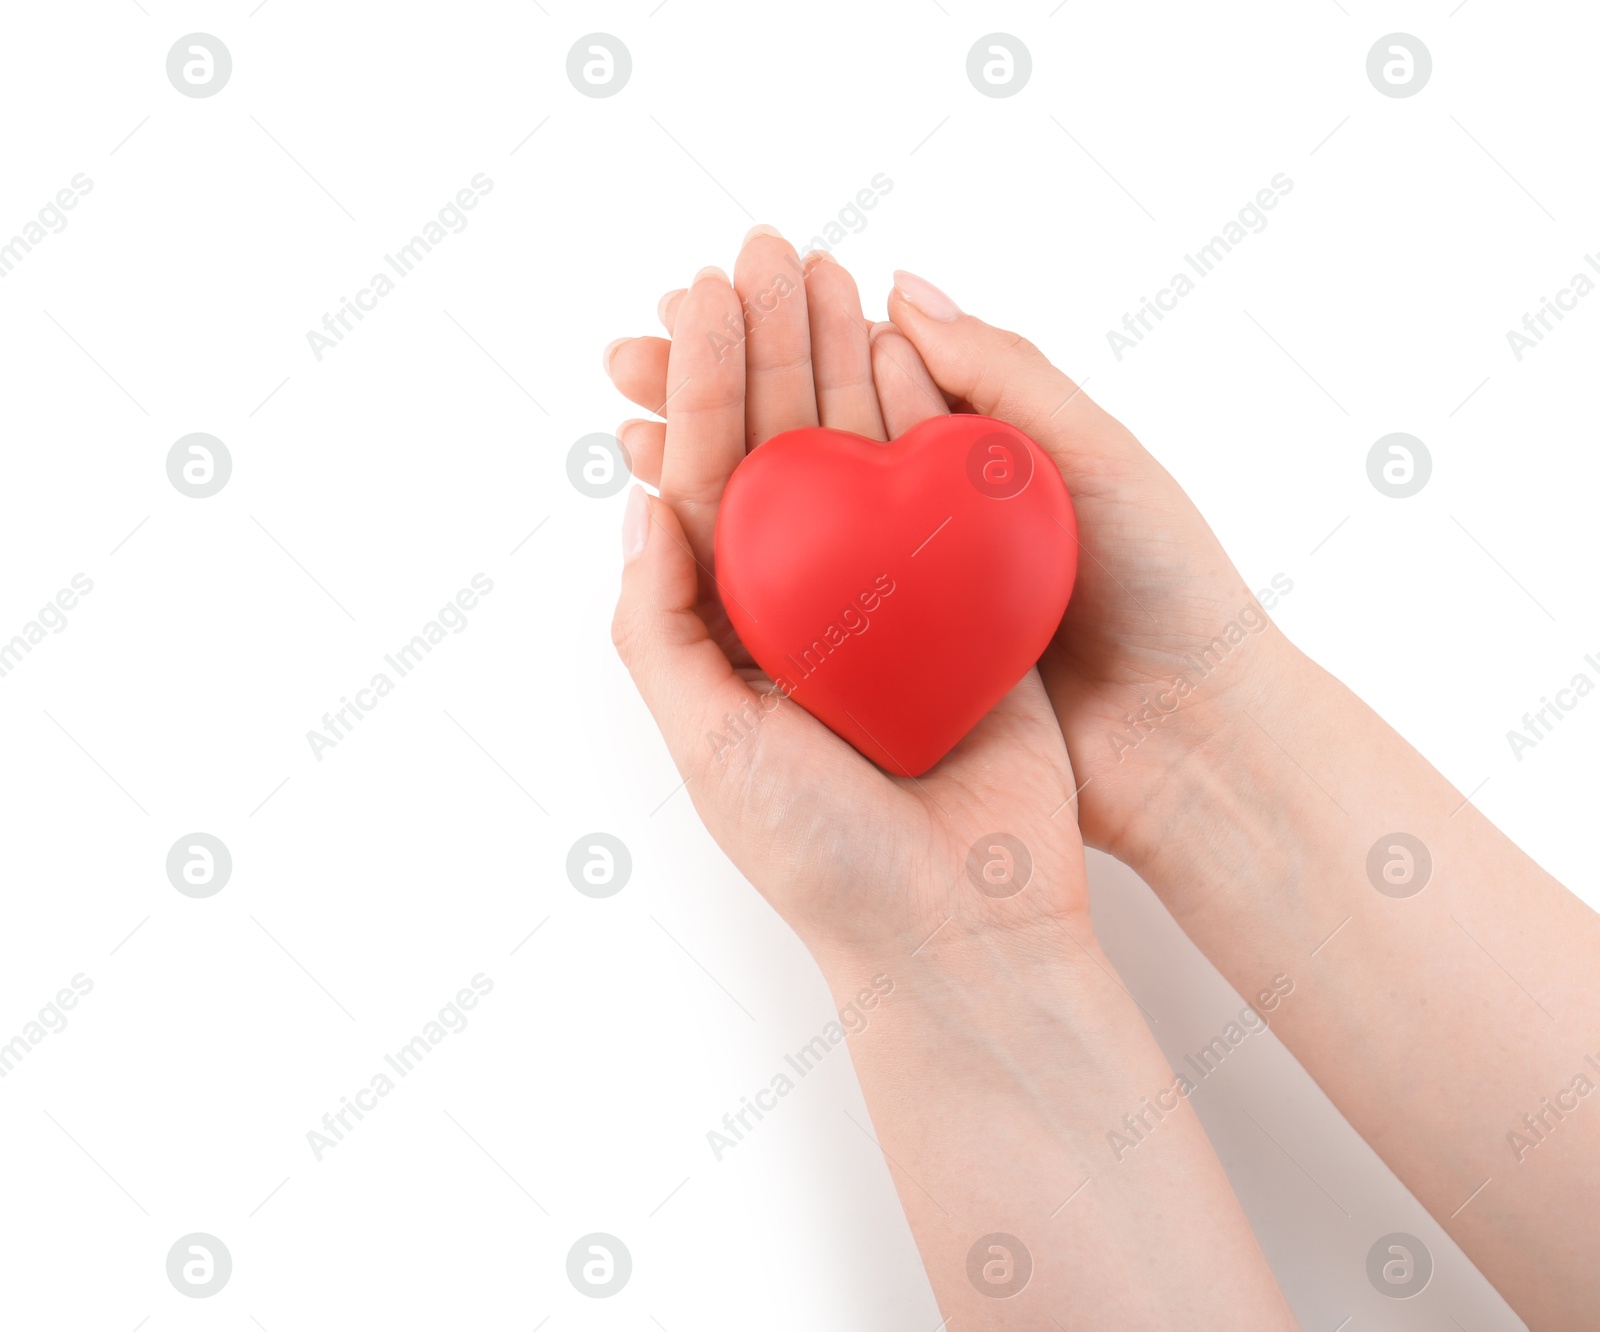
xmin=743 ymin=223 xmax=782 ymax=244
xmin=693 ymin=264 xmax=729 ymax=286
xmin=621 ymin=485 xmax=649 ymax=563
xmin=892 ymin=269 xmax=960 ymax=322
xmin=657 ymin=288 xmax=686 ymax=326
xmin=801 ymin=247 xmax=834 ymax=273
xmin=602 ymin=336 xmax=630 ymax=374
xmin=868 ymin=320 xmax=895 ymax=342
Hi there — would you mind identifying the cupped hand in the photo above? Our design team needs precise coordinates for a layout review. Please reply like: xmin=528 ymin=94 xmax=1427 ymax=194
xmin=606 ymin=238 xmax=1298 ymax=868
xmin=606 ymin=230 xmax=1090 ymax=968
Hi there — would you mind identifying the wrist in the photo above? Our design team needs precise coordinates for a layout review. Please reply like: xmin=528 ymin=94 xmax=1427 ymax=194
xmin=811 ymin=907 xmax=1112 ymax=1034
xmin=786 ymin=830 xmax=1100 ymax=994
xmin=1107 ymin=634 xmax=1342 ymax=920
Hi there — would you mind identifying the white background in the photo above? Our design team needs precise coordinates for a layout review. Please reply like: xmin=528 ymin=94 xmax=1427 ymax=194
xmin=1 ymin=2 xmax=1594 ymax=1328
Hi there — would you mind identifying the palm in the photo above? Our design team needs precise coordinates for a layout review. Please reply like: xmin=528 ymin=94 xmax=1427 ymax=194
xmin=1029 ymin=449 xmax=1283 ymax=852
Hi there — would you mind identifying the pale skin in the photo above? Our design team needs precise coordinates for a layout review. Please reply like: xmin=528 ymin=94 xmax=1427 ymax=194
xmin=605 ymin=227 xmax=1600 ymax=1329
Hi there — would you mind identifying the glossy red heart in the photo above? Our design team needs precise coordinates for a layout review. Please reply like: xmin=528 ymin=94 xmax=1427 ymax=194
xmin=714 ymin=414 xmax=1077 ymax=776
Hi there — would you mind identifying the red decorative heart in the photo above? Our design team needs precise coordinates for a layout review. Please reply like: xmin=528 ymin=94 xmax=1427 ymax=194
xmin=714 ymin=414 xmax=1077 ymax=776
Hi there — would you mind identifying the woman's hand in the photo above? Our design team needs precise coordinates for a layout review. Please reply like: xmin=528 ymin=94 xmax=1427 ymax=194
xmin=607 ymin=237 xmax=1091 ymax=970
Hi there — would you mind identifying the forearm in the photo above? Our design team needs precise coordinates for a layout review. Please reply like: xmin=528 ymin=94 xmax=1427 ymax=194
xmin=1122 ymin=641 xmax=1600 ymax=1327
xmin=821 ymin=923 xmax=1297 ymax=1330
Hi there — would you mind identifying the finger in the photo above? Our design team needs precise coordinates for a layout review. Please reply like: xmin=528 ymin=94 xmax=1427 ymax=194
xmin=869 ymin=321 xmax=950 ymax=438
xmin=618 ymin=418 xmax=664 ymax=488
xmin=605 ymin=336 xmax=672 ymax=416
xmin=887 ymin=270 xmax=1144 ymax=480
xmin=612 ymin=486 xmax=752 ymax=771
xmin=659 ymin=288 xmax=686 ymax=333
xmin=803 ymin=252 xmax=886 ymax=439
xmin=660 ymin=265 xmax=746 ymax=585
xmin=614 ymin=486 xmax=905 ymax=885
xmin=734 ymin=225 xmax=816 ymax=448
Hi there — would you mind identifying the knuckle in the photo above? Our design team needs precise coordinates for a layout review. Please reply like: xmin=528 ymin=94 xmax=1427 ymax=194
xmin=966 ymin=345 xmax=1010 ymax=411
xmin=610 ymin=602 xmax=642 ymax=662
xmin=997 ymin=327 xmax=1037 ymax=360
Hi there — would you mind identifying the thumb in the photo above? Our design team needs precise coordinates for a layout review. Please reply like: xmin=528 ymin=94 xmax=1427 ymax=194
xmin=887 ymin=270 xmax=1142 ymax=479
xmin=612 ymin=486 xmax=751 ymax=772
